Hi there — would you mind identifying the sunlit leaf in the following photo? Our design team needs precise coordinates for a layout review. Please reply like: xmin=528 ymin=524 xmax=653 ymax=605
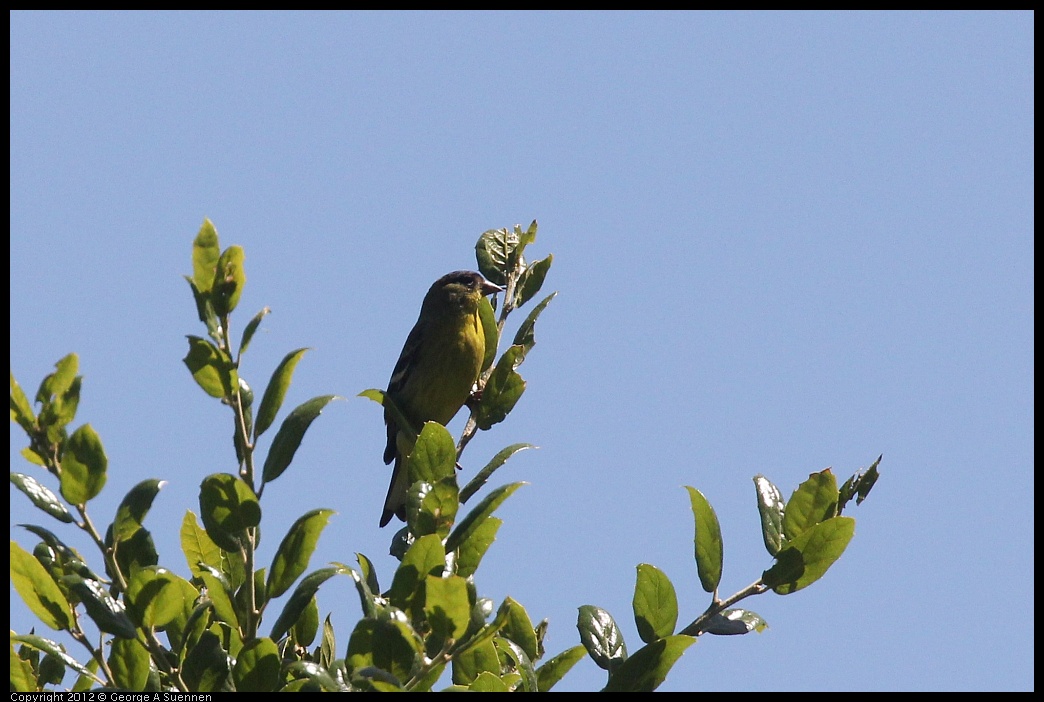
xmin=632 ymin=564 xmax=678 ymax=643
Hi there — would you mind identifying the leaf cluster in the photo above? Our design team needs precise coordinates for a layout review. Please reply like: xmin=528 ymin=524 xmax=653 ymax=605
xmin=10 ymin=219 xmax=881 ymax=692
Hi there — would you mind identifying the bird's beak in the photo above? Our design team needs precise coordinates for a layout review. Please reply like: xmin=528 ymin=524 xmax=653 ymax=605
xmin=481 ymin=279 xmax=504 ymax=296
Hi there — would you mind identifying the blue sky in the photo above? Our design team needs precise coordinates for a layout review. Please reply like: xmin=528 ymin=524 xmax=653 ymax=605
xmin=10 ymin=11 xmax=1033 ymax=692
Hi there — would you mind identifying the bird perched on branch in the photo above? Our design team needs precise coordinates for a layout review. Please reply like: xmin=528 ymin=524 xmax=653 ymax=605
xmin=380 ymin=270 xmax=502 ymax=527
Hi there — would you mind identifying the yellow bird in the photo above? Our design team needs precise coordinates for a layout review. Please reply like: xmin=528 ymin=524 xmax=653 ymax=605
xmin=380 ymin=270 xmax=502 ymax=527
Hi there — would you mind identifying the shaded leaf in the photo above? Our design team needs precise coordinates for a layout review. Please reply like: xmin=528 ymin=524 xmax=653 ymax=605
xmin=445 ymin=482 xmax=525 ymax=554
xmin=473 ymin=346 xmax=526 ymax=430
xmin=454 ymin=516 xmax=502 ymax=580
xmin=111 ymin=479 xmax=165 ymax=542
xmin=478 ymin=295 xmax=499 ymax=371
xmin=198 ymin=474 xmax=261 ymax=553
xmin=387 ymin=534 xmax=445 ymax=611
xmin=269 ymin=567 xmax=345 ymax=641
xmin=512 ymin=291 xmax=556 ymax=355
xmin=424 ymin=574 xmax=471 ymax=654
xmin=59 ymin=424 xmax=107 ymax=505
xmin=602 ymin=635 xmax=695 ymax=692
xmin=232 ymin=637 xmax=280 ymax=692
xmin=183 ymin=336 xmax=235 ymax=400
xmin=212 ymin=245 xmax=246 ymax=317
xmin=255 ymin=348 xmax=310 ymax=439
xmin=763 ymin=516 xmax=856 ymax=594
xmin=685 ymin=486 xmax=723 ymax=593
xmin=108 ymin=637 xmax=149 ymax=691
xmin=10 ymin=540 xmax=72 ymax=631
xmin=182 ymin=630 xmax=229 ymax=692
xmin=460 ymin=443 xmax=535 ymax=505
xmin=267 ymin=508 xmax=334 ymax=599
xmin=239 ymin=307 xmax=271 ymax=357
xmin=261 ymin=395 xmax=340 ymax=484
xmin=515 ymin=254 xmax=553 ymax=307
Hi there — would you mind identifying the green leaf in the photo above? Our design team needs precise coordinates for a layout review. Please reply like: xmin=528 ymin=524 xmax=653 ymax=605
xmin=424 ymin=574 xmax=471 ymax=654
xmin=511 ymin=292 xmax=557 ymax=355
xmin=408 ymin=421 xmax=458 ymax=485
xmin=357 ymin=552 xmax=381 ymax=601
xmin=475 ymin=227 xmax=521 ymax=286
xmin=501 ymin=596 xmax=539 ymax=661
xmin=469 ymin=670 xmax=510 ymax=691
xmin=109 ymin=525 xmax=158 ymax=578
xmin=199 ymin=569 xmax=238 ymax=628
xmin=239 ymin=307 xmax=271 ymax=357
xmin=460 ymin=443 xmax=535 ymax=505
xmin=10 ymin=641 xmax=36 ymax=692
xmin=183 ymin=336 xmax=236 ymax=399
xmin=11 ymin=634 xmax=103 ymax=687
xmin=182 ymin=630 xmax=229 ymax=692
xmin=291 ymin=596 xmax=320 ymax=650
xmin=62 ymin=575 xmax=137 ymax=639
xmin=35 ymin=353 xmax=79 ymax=405
xmin=387 ymin=534 xmax=446 ymax=611
xmin=59 ymin=424 xmax=107 ymax=505
xmin=478 ymin=295 xmax=499 ymax=371
xmin=10 ymin=473 xmax=74 ymax=523
xmin=783 ymin=470 xmax=839 ymax=541
xmin=285 ymin=660 xmax=343 ymax=691
xmin=111 ymin=479 xmax=165 ymax=542
xmin=10 ymin=370 xmax=36 ymax=432
xmin=536 ymin=644 xmax=587 ymax=692
xmin=269 ymin=567 xmax=345 ymax=641
xmin=319 ymin=614 xmax=337 ymax=669
xmin=267 ymin=508 xmax=334 ymax=599
xmin=763 ymin=516 xmax=856 ymax=594
xmin=452 ymin=638 xmax=500 ymax=686
xmin=125 ymin=567 xmax=187 ymax=629
xmin=10 ymin=540 xmax=73 ymax=631
xmin=577 ymin=604 xmax=627 ymax=673
xmin=410 ymin=477 xmax=459 ymax=539
xmin=685 ymin=487 xmax=723 ymax=593
xmin=473 ymin=346 xmax=526 ymax=430
xmin=839 ymin=455 xmax=882 ymax=514
xmin=454 ymin=516 xmax=502 ymax=580
xmin=255 ymin=348 xmax=310 ymax=439
xmin=345 ymin=618 xmax=420 ymax=687
xmin=233 ymin=637 xmax=281 ymax=692
xmin=445 ymin=482 xmax=525 ymax=554
xmin=701 ymin=608 xmax=769 ymax=635
xmin=754 ymin=475 xmax=785 ymax=557
xmin=260 ymin=394 xmax=339 ymax=484
xmin=191 ymin=219 xmax=221 ymax=293
xmin=108 ymin=636 xmax=149 ymax=691
xmin=603 ymin=635 xmax=695 ymax=692
xmin=198 ymin=474 xmax=261 ymax=553
xmin=515 ymin=254 xmax=553 ymax=307
xmin=181 ymin=510 xmax=242 ymax=586
xmin=632 ymin=564 xmax=678 ymax=644
xmin=495 ymin=635 xmax=537 ymax=691
xmin=212 ymin=244 xmax=246 ymax=317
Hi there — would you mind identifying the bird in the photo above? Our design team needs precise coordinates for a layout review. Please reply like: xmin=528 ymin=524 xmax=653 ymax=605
xmin=380 ymin=270 xmax=503 ymax=527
